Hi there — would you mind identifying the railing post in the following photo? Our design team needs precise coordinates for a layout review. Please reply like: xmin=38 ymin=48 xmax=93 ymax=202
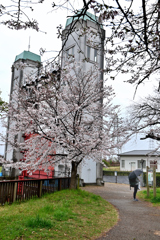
xmin=58 ymin=179 xmax=62 ymax=191
xmin=38 ymin=180 xmax=42 ymax=198
xmin=13 ymin=182 xmax=17 ymax=202
xmin=0 ymin=183 xmax=3 ymax=205
xmin=153 ymin=165 xmax=156 ymax=198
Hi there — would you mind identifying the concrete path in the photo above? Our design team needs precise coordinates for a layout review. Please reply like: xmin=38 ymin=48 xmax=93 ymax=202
xmin=103 ymin=175 xmax=129 ymax=184
xmin=84 ymin=183 xmax=160 ymax=240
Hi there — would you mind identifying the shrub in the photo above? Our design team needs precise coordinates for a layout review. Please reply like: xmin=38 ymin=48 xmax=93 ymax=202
xmin=103 ymin=170 xmax=130 ymax=176
xmin=102 ymin=159 xmax=110 ymax=167
xmin=143 ymin=173 xmax=160 ymax=187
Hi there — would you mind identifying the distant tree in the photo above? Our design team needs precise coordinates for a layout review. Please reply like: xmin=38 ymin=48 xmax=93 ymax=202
xmin=0 ymin=62 xmax=127 ymax=189
xmin=128 ymin=89 xmax=160 ymax=144
xmin=0 ymin=90 xmax=7 ymax=114
xmin=102 ymin=159 xmax=110 ymax=167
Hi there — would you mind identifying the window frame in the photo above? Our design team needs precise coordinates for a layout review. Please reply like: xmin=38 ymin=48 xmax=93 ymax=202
xmin=94 ymin=48 xmax=97 ymax=62
xmin=87 ymin=45 xmax=91 ymax=59
xmin=121 ymin=160 xmax=125 ymax=168
xmin=138 ymin=160 xmax=146 ymax=169
xmin=66 ymin=46 xmax=75 ymax=60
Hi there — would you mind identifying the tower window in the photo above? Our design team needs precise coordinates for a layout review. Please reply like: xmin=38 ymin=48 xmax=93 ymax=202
xmin=87 ymin=46 xmax=91 ymax=59
xmin=66 ymin=49 xmax=69 ymax=59
xmin=122 ymin=160 xmax=125 ymax=168
xmin=66 ymin=46 xmax=75 ymax=59
xmin=71 ymin=46 xmax=74 ymax=56
xmin=94 ymin=49 xmax=97 ymax=62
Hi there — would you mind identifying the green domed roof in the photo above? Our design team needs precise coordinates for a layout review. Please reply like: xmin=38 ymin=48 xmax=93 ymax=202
xmin=15 ymin=51 xmax=41 ymax=62
xmin=65 ymin=11 xmax=98 ymax=27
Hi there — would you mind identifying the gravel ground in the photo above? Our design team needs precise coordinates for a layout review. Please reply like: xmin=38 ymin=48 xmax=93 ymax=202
xmin=84 ymin=183 xmax=160 ymax=240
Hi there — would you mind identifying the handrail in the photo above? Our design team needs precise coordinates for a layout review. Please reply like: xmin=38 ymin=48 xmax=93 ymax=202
xmin=0 ymin=177 xmax=71 ymax=205
xmin=0 ymin=176 xmax=70 ymax=183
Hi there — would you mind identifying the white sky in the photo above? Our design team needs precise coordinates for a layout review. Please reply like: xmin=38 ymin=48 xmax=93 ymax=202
xmin=0 ymin=1 xmax=158 ymax=155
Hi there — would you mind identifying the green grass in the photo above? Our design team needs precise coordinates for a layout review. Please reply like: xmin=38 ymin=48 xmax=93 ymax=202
xmin=0 ymin=189 xmax=118 ymax=240
xmin=26 ymin=214 xmax=52 ymax=228
xmin=137 ymin=188 xmax=160 ymax=207
xmin=103 ymin=166 xmax=120 ymax=171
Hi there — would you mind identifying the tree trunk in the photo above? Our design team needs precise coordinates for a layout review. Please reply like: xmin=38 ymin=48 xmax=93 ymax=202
xmin=69 ymin=161 xmax=77 ymax=189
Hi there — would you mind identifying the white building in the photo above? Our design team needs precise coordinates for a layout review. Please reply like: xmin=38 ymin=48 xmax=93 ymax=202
xmin=5 ymin=12 xmax=105 ymax=184
xmin=118 ymin=150 xmax=160 ymax=172
xmin=61 ymin=12 xmax=105 ymax=185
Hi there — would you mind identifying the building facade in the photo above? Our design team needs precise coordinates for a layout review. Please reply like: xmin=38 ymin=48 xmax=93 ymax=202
xmin=4 ymin=51 xmax=41 ymax=177
xmin=118 ymin=150 xmax=160 ymax=172
xmin=61 ymin=12 xmax=105 ymax=185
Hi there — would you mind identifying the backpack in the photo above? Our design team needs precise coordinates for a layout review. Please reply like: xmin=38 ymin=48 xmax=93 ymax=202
xmin=129 ymin=180 xmax=136 ymax=187
xmin=128 ymin=177 xmax=137 ymax=188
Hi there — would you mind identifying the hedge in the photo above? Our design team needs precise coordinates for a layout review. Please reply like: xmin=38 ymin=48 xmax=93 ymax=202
xmin=103 ymin=170 xmax=130 ymax=176
xmin=103 ymin=171 xmax=160 ymax=187
xmin=143 ymin=173 xmax=160 ymax=187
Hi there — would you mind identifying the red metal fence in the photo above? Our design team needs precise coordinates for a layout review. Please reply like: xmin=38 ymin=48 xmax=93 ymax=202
xmin=0 ymin=177 xmax=70 ymax=205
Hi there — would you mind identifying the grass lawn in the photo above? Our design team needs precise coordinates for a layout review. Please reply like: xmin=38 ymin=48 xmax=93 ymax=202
xmin=0 ymin=189 xmax=118 ymax=240
xmin=103 ymin=167 xmax=120 ymax=171
xmin=137 ymin=188 xmax=160 ymax=207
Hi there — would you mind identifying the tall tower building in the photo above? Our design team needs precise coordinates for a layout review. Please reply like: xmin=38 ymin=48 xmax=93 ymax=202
xmin=62 ymin=12 xmax=105 ymax=75
xmin=5 ymin=51 xmax=41 ymax=176
xmin=61 ymin=12 xmax=105 ymax=185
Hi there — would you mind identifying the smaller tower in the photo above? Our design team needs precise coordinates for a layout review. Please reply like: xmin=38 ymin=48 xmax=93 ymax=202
xmin=5 ymin=51 xmax=41 ymax=177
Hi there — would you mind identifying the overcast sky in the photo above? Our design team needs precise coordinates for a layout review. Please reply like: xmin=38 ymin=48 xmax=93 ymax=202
xmin=0 ymin=1 xmax=158 ymax=155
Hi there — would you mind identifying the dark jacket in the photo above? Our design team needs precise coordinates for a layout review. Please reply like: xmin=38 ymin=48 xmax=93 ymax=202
xmin=129 ymin=177 xmax=139 ymax=187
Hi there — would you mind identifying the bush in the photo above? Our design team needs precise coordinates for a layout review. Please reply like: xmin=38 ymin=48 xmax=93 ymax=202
xmin=157 ymin=175 xmax=160 ymax=187
xmin=143 ymin=173 xmax=160 ymax=187
xmin=103 ymin=170 xmax=130 ymax=176
xmin=102 ymin=159 xmax=110 ymax=167
xmin=103 ymin=171 xmax=114 ymax=176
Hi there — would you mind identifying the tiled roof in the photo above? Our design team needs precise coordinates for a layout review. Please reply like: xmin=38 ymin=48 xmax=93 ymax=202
xmin=65 ymin=11 xmax=102 ymax=28
xmin=118 ymin=150 xmax=160 ymax=156
xmin=15 ymin=51 xmax=41 ymax=62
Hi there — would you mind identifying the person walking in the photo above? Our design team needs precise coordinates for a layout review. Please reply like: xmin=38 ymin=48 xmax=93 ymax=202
xmin=133 ymin=177 xmax=140 ymax=201
xmin=128 ymin=169 xmax=142 ymax=201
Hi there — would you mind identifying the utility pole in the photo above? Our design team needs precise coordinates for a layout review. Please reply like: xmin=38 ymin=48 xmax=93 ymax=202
xmin=146 ymin=166 xmax=149 ymax=197
xmin=140 ymin=159 xmax=145 ymax=186
xmin=153 ymin=163 xmax=157 ymax=198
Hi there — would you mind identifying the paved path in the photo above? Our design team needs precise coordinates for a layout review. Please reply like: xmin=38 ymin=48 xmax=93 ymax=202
xmin=84 ymin=183 xmax=160 ymax=240
xmin=103 ymin=175 xmax=129 ymax=184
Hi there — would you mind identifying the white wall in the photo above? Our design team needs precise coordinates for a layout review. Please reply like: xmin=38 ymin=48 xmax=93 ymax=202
xmin=120 ymin=155 xmax=160 ymax=172
xmin=78 ymin=158 xmax=97 ymax=183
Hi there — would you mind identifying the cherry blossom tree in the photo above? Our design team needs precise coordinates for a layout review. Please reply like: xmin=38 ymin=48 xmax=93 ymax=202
xmin=0 ymin=62 xmax=127 ymax=189
xmin=2 ymin=0 xmax=159 ymax=186
xmin=0 ymin=0 xmax=39 ymax=31
xmin=1 ymin=0 xmax=160 ymax=89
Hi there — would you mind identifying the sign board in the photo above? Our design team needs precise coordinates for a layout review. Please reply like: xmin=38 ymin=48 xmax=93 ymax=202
xmin=150 ymin=161 xmax=157 ymax=169
xmin=148 ymin=171 xmax=153 ymax=186
xmin=114 ymin=171 xmax=117 ymax=176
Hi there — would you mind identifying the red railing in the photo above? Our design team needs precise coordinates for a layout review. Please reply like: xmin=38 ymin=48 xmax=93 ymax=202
xmin=0 ymin=177 xmax=70 ymax=205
